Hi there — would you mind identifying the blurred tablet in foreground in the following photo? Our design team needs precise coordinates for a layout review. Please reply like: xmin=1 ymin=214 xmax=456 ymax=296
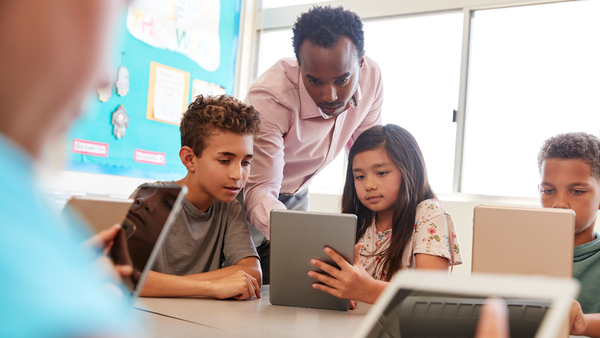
xmin=109 ymin=184 xmax=187 ymax=298
xmin=354 ymin=270 xmax=579 ymax=338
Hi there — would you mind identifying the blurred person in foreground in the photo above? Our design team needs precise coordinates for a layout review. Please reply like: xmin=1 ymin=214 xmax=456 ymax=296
xmin=0 ymin=1 xmax=143 ymax=337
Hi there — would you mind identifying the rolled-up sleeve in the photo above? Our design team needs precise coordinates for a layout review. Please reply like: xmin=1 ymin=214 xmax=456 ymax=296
xmin=244 ymin=87 xmax=292 ymax=240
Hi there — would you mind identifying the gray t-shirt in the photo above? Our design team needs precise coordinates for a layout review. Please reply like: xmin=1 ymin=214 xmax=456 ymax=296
xmin=133 ymin=181 xmax=258 ymax=276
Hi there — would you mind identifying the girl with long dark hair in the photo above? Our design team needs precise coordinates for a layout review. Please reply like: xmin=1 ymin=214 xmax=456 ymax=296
xmin=308 ymin=124 xmax=462 ymax=306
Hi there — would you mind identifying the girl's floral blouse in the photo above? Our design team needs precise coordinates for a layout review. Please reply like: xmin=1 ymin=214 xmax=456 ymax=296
xmin=357 ymin=199 xmax=462 ymax=280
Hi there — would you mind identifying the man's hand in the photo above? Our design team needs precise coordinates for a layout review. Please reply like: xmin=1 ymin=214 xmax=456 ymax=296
xmin=308 ymin=243 xmax=385 ymax=305
xmin=209 ymin=270 xmax=261 ymax=300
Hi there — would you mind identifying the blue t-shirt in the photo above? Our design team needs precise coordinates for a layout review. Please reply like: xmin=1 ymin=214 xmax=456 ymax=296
xmin=0 ymin=134 xmax=142 ymax=337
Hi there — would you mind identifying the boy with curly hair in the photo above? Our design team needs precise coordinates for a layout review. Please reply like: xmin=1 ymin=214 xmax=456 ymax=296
xmin=538 ymin=132 xmax=600 ymax=336
xmin=136 ymin=94 xmax=262 ymax=300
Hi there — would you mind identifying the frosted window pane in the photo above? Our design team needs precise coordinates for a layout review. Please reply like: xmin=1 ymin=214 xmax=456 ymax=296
xmin=262 ymin=0 xmax=331 ymax=9
xmin=462 ymin=1 xmax=600 ymax=197
xmin=364 ymin=13 xmax=463 ymax=194
xmin=257 ymin=30 xmax=294 ymax=77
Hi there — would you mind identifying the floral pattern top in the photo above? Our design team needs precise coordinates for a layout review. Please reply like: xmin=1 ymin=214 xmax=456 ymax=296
xmin=357 ymin=199 xmax=462 ymax=280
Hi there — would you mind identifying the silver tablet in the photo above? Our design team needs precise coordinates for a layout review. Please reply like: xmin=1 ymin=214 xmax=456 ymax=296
xmin=109 ymin=184 xmax=187 ymax=298
xmin=354 ymin=270 xmax=579 ymax=338
xmin=63 ymin=196 xmax=133 ymax=233
xmin=270 ymin=209 xmax=357 ymax=311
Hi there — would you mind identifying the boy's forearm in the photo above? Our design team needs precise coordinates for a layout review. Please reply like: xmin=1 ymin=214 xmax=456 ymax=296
xmin=138 ymin=257 xmax=262 ymax=297
xmin=583 ymin=313 xmax=600 ymax=338
xmin=139 ymin=271 xmax=214 ymax=297
xmin=183 ymin=257 xmax=262 ymax=288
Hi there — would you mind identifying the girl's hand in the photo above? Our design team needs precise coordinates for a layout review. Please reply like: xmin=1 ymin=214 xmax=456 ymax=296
xmin=308 ymin=243 xmax=386 ymax=305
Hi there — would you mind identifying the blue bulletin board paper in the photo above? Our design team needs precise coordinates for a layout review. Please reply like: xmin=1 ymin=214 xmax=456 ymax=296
xmin=65 ymin=0 xmax=241 ymax=180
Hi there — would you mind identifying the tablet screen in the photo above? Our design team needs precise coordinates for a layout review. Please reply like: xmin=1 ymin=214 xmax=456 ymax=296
xmin=109 ymin=185 xmax=183 ymax=293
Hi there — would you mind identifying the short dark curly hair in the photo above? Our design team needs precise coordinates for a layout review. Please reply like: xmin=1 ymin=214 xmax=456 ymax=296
xmin=292 ymin=6 xmax=364 ymax=65
xmin=180 ymin=95 xmax=261 ymax=157
xmin=537 ymin=132 xmax=600 ymax=179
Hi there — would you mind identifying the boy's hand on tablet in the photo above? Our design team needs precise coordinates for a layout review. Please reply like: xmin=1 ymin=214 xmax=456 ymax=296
xmin=475 ymin=298 xmax=509 ymax=338
xmin=308 ymin=243 xmax=384 ymax=305
xmin=210 ymin=270 xmax=261 ymax=300
xmin=569 ymin=300 xmax=588 ymax=335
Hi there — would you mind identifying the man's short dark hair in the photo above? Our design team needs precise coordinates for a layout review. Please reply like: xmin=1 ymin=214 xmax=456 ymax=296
xmin=537 ymin=132 xmax=600 ymax=179
xmin=292 ymin=6 xmax=365 ymax=65
xmin=180 ymin=95 xmax=261 ymax=157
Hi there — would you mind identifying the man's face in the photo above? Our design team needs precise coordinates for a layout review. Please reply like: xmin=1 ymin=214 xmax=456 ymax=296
xmin=193 ymin=130 xmax=254 ymax=208
xmin=539 ymin=159 xmax=600 ymax=242
xmin=299 ymin=36 xmax=364 ymax=118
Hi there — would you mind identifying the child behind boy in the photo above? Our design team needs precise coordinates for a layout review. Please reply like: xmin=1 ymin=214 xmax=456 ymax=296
xmin=134 ymin=94 xmax=262 ymax=300
xmin=538 ymin=132 xmax=600 ymax=336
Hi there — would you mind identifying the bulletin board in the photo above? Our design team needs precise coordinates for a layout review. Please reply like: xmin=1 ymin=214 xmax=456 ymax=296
xmin=66 ymin=0 xmax=241 ymax=180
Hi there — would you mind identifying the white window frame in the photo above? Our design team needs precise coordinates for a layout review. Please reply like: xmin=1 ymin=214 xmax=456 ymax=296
xmin=234 ymin=0 xmax=577 ymax=205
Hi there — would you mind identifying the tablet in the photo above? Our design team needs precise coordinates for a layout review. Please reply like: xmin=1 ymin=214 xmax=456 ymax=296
xmin=354 ymin=270 xmax=579 ymax=338
xmin=63 ymin=195 xmax=133 ymax=233
xmin=270 ymin=209 xmax=357 ymax=311
xmin=472 ymin=205 xmax=575 ymax=278
xmin=108 ymin=184 xmax=187 ymax=298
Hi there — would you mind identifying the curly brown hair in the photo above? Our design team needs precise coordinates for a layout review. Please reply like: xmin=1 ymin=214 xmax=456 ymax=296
xmin=180 ymin=95 xmax=261 ymax=157
xmin=537 ymin=132 xmax=600 ymax=179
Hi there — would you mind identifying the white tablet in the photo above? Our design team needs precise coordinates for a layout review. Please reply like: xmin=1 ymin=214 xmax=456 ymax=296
xmin=354 ymin=270 xmax=579 ymax=338
xmin=63 ymin=196 xmax=133 ymax=233
xmin=472 ymin=205 xmax=575 ymax=278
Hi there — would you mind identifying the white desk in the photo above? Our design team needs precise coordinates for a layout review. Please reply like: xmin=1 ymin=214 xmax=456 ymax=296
xmin=134 ymin=285 xmax=372 ymax=337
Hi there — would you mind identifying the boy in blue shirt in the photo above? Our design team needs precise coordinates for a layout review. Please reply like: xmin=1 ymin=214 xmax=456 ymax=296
xmin=538 ymin=132 xmax=600 ymax=337
xmin=0 ymin=0 xmax=142 ymax=337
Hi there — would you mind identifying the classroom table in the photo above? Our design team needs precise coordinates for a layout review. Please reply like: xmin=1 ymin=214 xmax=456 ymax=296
xmin=134 ymin=285 xmax=372 ymax=338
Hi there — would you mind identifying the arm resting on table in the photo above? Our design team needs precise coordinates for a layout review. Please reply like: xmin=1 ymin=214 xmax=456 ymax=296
xmin=139 ymin=257 xmax=261 ymax=299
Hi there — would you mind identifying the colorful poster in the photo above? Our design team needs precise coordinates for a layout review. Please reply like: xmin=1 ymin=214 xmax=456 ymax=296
xmin=127 ymin=0 xmax=221 ymax=71
xmin=191 ymin=78 xmax=226 ymax=102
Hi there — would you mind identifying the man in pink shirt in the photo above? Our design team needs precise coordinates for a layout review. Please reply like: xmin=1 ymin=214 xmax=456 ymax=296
xmin=244 ymin=6 xmax=383 ymax=283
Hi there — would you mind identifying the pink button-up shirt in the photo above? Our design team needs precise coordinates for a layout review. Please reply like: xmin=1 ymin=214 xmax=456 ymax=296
xmin=244 ymin=56 xmax=383 ymax=238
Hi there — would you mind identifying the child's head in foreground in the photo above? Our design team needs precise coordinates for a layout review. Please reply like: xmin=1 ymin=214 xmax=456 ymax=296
xmin=342 ymin=124 xmax=435 ymax=279
xmin=179 ymin=94 xmax=261 ymax=203
xmin=537 ymin=132 xmax=600 ymax=245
